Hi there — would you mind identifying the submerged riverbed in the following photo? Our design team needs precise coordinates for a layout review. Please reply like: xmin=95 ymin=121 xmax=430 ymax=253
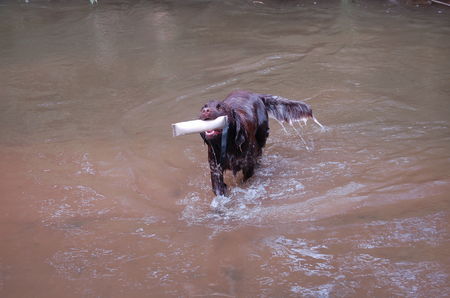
xmin=0 ymin=0 xmax=449 ymax=296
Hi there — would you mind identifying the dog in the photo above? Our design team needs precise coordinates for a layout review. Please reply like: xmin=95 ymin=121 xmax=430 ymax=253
xmin=199 ymin=90 xmax=316 ymax=196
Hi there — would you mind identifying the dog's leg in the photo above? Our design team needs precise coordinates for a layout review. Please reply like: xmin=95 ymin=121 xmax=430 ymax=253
xmin=208 ymin=148 xmax=227 ymax=195
xmin=242 ymin=165 xmax=255 ymax=182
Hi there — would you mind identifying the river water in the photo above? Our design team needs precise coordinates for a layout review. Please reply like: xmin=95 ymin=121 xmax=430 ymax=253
xmin=1 ymin=0 xmax=449 ymax=297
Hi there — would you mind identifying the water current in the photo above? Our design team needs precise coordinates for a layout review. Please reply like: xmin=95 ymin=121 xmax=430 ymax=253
xmin=0 ymin=0 xmax=449 ymax=297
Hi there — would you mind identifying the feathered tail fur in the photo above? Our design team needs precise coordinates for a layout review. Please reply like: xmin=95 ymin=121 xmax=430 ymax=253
xmin=260 ymin=94 xmax=324 ymax=128
xmin=260 ymin=94 xmax=312 ymax=122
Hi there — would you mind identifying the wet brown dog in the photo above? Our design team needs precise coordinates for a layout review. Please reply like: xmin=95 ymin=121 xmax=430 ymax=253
xmin=199 ymin=90 xmax=316 ymax=196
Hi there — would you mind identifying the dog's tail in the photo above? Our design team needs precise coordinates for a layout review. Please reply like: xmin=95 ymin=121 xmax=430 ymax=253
xmin=260 ymin=94 xmax=310 ymax=121
xmin=260 ymin=94 xmax=324 ymax=129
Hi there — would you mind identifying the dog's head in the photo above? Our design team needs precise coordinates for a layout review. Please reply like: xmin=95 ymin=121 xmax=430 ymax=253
xmin=199 ymin=100 xmax=227 ymax=141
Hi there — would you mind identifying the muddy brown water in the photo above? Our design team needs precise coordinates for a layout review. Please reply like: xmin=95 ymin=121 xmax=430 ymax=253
xmin=1 ymin=0 xmax=449 ymax=297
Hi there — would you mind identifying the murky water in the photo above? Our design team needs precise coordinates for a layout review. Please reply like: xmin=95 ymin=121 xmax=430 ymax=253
xmin=1 ymin=0 xmax=449 ymax=297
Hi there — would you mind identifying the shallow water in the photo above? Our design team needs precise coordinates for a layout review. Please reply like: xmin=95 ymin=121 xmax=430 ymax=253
xmin=1 ymin=0 xmax=449 ymax=297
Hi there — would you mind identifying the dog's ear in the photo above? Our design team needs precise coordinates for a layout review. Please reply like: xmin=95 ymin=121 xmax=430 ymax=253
xmin=232 ymin=110 xmax=246 ymax=149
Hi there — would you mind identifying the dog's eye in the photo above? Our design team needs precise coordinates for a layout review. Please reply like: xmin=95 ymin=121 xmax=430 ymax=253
xmin=216 ymin=103 xmax=221 ymax=109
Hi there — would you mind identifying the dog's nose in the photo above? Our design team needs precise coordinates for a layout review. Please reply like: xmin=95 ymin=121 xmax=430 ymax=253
xmin=202 ymin=107 xmax=210 ymax=114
